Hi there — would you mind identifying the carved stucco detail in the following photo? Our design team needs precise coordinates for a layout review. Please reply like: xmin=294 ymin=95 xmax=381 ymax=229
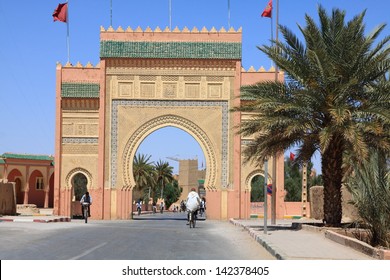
xmin=65 ymin=167 xmax=93 ymax=190
xmin=244 ymin=169 xmax=273 ymax=190
xmin=121 ymin=115 xmax=218 ymax=191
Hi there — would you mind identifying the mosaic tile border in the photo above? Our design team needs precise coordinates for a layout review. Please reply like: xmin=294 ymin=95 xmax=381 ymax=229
xmin=62 ymin=137 xmax=99 ymax=144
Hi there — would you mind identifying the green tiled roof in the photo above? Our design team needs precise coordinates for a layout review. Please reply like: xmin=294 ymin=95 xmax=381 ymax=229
xmin=100 ymin=41 xmax=242 ymax=59
xmin=0 ymin=158 xmax=5 ymax=164
xmin=1 ymin=153 xmax=54 ymax=161
xmin=61 ymin=83 xmax=100 ymax=98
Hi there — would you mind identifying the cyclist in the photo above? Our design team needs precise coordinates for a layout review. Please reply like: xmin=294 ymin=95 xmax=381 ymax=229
xmin=80 ymin=191 xmax=92 ymax=218
xmin=152 ymin=201 xmax=157 ymax=213
xmin=160 ymin=201 xmax=165 ymax=213
xmin=186 ymin=188 xmax=201 ymax=225
xmin=199 ymin=197 xmax=206 ymax=216
xmin=136 ymin=199 xmax=142 ymax=215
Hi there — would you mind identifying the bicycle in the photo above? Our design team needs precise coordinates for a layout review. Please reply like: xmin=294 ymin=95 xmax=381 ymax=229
xmin=199 ymin=207 xmax=205 ymax=217
xmin=188 ymin=210 xmax=197 ymax=228
xmin=137 ymin=206 xmax=141 ymax=216
xmin=82 ymin=202 xmax=90 ymax=223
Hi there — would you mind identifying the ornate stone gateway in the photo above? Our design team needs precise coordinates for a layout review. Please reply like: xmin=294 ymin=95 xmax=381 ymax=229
xmin=54 ymin=26 xmax=285 ymax=220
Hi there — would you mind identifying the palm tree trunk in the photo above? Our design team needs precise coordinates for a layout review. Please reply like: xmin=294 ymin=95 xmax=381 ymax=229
xmin=321 ymin=135 xmax=344 ymax=226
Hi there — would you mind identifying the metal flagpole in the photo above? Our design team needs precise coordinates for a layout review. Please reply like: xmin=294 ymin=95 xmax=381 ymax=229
xmin=271 ymin=0 xmax=280 ymax=225
xmin=66 ymin=0 xmax=70 ymax=63
xmin=228 ymin=0 xmax=231 ymax=28
xmin=110 ymin=0 xmax=113 ymax=26
xmin=169 ymin=0 xmax=172 ymax=29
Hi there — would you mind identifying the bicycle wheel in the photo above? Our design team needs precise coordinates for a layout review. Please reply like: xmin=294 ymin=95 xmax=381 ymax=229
xmin=189 ymin=212 xmax=193 ymax=228
xmin=84 ymin=206 xmax=88 ymax=223
xmin=192 ymin=214 xmax=196 ymax=228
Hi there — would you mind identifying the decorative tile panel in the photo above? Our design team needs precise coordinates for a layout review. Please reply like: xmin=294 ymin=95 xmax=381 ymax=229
xmin=61 ymin=83 xmax=100 ymax=98
xmin=100 ymin=41 xmax=242 ymax=59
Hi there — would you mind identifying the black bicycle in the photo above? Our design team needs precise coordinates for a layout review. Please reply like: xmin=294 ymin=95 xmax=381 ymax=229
xmin=188 ymin=210 xmax=197 ymax=228
xmin=82 ymin=202 xmax=90 ymax=223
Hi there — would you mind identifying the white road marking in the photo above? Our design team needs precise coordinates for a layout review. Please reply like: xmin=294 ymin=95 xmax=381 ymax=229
xmin=69 ymin=242 xmax=108 ymax=260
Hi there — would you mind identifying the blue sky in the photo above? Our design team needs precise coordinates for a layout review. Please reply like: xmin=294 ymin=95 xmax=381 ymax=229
xmin=0 ymin=0 xmax=389 ymax=174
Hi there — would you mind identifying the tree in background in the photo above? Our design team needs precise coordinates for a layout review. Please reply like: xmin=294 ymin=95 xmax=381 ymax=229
xmin=250 ymin=175 xmax=265 ymax=202
xmin=285 ymin=157 xmax=323 ymax=202
xmin=250 ymin=157 xmax=323 ymax=203
xmin=154 ymin=159 xmax=174 ymax=200
xmin=159 ymin=180 xmax=182 ymax=209
xmin=133 ymin=155 xmax=177 ymax=208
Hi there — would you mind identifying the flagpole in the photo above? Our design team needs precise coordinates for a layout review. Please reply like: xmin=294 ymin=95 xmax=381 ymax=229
xmin=66 ymin=0 xmax=70 ymax=63
xmin=271 ymin=0 xmax=279 ymax=225
xmin=228 ymin=0 xmax=231 ymax=28
xmin=270 ymin=13 xmax=274 ymax=66
xmin=110 ymin=0 xmax=113 ymax=26
xmin=274 ymin=0 xmax=279 ymax=81
xmin=169 ymin=0 xmax=172 ymax=29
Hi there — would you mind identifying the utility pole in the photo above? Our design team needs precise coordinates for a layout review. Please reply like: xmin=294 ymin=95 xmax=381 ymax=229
xmin=264 ymin=160 xmax=268 ymax=234
xmin=271 ymin=156 xmax=277 ymax=224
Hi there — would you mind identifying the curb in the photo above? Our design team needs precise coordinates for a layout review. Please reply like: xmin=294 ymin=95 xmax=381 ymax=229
xmin=0 ymin=217 xmax=71 ymax=223
xmin=229 ymin=218 xmax=288 ymax=260
xmin=324 ymin=230 xmax=390 ymax=260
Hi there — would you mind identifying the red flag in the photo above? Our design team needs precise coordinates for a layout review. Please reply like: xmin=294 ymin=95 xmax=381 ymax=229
xmin=267 ymin=184 xmax=272 ymax=195
xmin=53 ymin=3 xmax=68 ymax=23
xmin=261 ymin=0 xmax=272 ymax=18
xmin=289 ymin=152 xmax=295 ymax=161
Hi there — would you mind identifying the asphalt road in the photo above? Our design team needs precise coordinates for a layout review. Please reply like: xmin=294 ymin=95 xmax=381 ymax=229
xmin=0 ymin=212 xmax=275 ymax=260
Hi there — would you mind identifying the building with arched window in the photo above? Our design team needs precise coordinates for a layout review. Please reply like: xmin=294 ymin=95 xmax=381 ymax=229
xmin=0 ymin=153 xmax=55 ymax=209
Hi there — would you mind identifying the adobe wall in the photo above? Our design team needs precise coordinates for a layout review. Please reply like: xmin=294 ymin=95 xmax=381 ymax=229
xmin=310 ymin=185 xmax=359 ymax=221
xmin=0 ymin=180 xmax=16 ymax=215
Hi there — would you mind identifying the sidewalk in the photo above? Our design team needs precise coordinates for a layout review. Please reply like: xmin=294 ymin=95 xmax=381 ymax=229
xmin=0 ymin=214 xmax=71 ymax=223
xmin=230 ymin=218 xmax=381 ymax=260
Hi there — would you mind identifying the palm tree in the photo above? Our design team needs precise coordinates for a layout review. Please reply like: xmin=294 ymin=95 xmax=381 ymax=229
xmin=235 ymin=6 xmax=390 ymax=225
xmin=133 ymin=153 xmax=155 ymax=199
xmin=154 ymin=159 xmax=174 ymax=199
xmin=346 ymin=149 xmax=390 ymax=248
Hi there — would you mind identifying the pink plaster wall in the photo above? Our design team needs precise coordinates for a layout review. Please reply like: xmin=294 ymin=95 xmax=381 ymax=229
xmin=61 ymin=67 xmax=100 ymax=83
xmin=205 ymin=190 xmax=221 ymax=219
xmin=100 ymin=30 xmax=242 ymax=43
xmin=250 ymin=201 xmax=311 ymax=217
xmin=241 ymin=71 xmax=284 ymax=85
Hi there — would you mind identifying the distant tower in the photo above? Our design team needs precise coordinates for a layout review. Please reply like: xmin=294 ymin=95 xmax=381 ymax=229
xmin=167 ymin=156 xmax=205 ymax=200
